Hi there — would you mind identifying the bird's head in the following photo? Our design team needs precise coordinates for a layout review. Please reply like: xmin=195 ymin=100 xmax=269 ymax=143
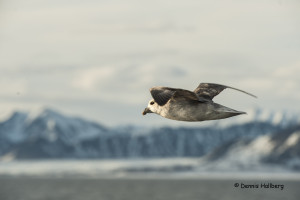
xmin=142 ymin=99 xmax=159 ymax=115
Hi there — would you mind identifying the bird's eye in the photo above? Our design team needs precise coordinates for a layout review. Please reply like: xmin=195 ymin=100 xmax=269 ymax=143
xmin=150 ymin=101 xmax=155 ymax=105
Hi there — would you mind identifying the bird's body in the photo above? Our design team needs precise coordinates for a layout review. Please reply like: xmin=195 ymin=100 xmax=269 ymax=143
xmin=160 ymin=100 xmax=245 ymax=122
xmin=142 ymin=83 xmax=256 ymax=122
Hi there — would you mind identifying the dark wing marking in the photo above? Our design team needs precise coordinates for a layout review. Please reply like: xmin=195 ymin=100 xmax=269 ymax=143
xmin=172 ymin=89 xmax=200 ymax=102
xmin=194 ymin=83 xmax=257 ymax=100
xmin=150 ymin=87 xmax=201 ymax=106
xmin=150 ymin=87 xmax=177 ymax=106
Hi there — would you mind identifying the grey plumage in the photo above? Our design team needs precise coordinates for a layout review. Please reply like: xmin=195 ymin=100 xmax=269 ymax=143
xmin=142 ymin=83 xmax=256 ymax=122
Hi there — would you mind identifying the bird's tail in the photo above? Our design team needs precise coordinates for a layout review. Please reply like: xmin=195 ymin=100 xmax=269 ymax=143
xmin=214 ymin=103 xmax=246 ymax=115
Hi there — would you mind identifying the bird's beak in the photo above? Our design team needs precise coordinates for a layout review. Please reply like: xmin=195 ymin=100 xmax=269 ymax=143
xmin=142 ymin=107 xmax=152 ymax=115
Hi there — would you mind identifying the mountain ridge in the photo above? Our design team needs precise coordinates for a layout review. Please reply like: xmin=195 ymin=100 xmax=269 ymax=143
xmin=0 ymin=108 xmax=299 ymax=171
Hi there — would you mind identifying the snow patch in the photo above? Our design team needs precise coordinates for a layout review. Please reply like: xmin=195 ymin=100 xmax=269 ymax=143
xmin=250 ymin=135 xmax=275 ymax=154
xmin=278 ymin=131 xmax=300 ymax=153
xmin=285 ymin=131 xmax=300 ymax=147
xmin=272 ymin=112 xmax=283 ymax=125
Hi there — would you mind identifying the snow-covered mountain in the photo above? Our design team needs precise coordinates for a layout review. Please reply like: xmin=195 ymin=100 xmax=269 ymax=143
xmin=201 ymin=125 xmax=300 ymax=171
xmin=0 ymin=108 xmax=299 ymax=171
xmin=0 ymin=109 xmax=107 ymax=159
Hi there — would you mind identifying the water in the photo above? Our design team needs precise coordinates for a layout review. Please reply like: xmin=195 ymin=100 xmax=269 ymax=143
xmin=0 ymin=177 xmax=299 ymax=200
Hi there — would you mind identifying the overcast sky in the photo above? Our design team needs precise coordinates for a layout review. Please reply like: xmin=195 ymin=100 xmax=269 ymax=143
xmin=0 ymin=0 xmax=299 ymax=127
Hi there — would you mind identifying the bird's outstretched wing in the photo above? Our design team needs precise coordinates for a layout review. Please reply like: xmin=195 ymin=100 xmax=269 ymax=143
xmin=194 ymin=83 xmax=257 ymax=100
xmin=150 ymin=87 xmax=199 ymax=106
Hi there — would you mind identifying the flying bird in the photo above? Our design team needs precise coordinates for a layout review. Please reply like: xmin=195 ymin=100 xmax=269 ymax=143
xmin=142 ymin=83 xmax=256 ymax=122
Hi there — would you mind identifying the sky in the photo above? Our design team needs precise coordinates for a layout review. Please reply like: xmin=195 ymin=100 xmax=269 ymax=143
xmin=0 ymin=0 xmax=299 ymax=127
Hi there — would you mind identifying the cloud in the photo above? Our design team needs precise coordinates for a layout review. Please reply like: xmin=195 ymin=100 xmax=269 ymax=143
xmin=0 ymin=78 xmax=28 ymax=96
xmin=271 ymin=62 xmax=300 ymax=97
xmin=272 ymin=62 xmax=300 ymax=79
xmin=72 ymin=67 xmax=115 ymax=91
xmin=238 ymin=61 xmax=300 ymax=101
xmin=0 ymin=0 xmax=299 ymax=125
xmin=71 ymin=64 xmax=188 ymax=104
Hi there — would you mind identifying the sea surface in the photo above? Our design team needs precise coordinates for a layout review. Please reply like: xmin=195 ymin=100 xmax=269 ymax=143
xmin=0 ymin=176 xmax=299 ymax=200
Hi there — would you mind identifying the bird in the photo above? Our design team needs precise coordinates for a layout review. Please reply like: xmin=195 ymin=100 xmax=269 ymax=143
xmin=142 ymin=83 xmax=256 ymax=122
